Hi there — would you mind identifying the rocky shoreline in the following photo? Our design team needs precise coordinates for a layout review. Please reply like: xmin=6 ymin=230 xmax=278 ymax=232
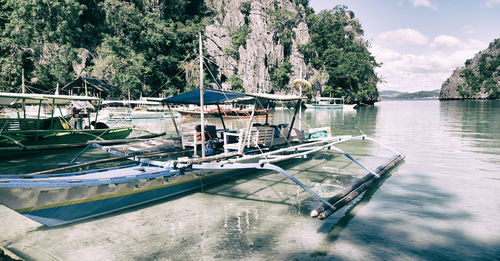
xmin=439 ymin=39 xmax=499 ymax=100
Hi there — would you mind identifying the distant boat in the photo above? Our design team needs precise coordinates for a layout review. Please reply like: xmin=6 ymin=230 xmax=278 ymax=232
xmin=175 ymin=97 xmax=269 ymax=118
xmin=305 ymin=97 xmax=357 ymax=110
xmin=99 ymin=99 xmax=178 ymax=121
xmin=176 ymin=107 xmax=268 ymax=118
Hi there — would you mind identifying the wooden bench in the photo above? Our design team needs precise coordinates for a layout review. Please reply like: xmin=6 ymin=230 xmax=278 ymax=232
xmin=223 ymin=126 xmax=274 ymax=153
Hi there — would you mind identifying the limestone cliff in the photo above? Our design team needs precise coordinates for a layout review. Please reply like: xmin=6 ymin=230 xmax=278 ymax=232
xmin=440 ymin=39 xmax=500 ymax=100
xmin=203 ymin=0 xmax=310 ymax=93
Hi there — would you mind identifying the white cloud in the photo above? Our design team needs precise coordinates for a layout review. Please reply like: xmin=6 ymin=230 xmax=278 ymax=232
xmin=411 ymin=0 xmax=438 ymax=10
xmin=431 ymin=35 xmax=487 ymax=51
xmin=377 ymin=29 xmax=429 ymax=46
xmin=430 ymin=35 xmax=462 ymax=49
xmin=484 ymin=0 xmax=500 ymax=8
xmin=370 ymin=35 xmax=488 ymax=92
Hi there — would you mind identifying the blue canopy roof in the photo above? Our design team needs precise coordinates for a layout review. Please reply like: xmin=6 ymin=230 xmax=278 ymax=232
xmin=162 ymin=88 xmax=245 ymax=105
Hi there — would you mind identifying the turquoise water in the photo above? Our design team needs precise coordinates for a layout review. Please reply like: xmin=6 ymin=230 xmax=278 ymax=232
xmin=0 ymin=100 xmax=499 ymax=260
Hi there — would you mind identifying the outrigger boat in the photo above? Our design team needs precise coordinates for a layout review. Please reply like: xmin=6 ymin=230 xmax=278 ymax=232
xmin=0 ymin=92 xmax=133 ymax=156
xmin=0 ymin=37 xmax=404 ymax=226
xmin=0 ymin=88 xmax=404 ymax=226
xmin=305 ymin=97 xmax=356 ymax=110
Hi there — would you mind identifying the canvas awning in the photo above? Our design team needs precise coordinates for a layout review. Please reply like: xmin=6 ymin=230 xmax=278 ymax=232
xmin=102 ymin=100 xmax=160 ymax=106
xmin=162 ymin=88 xmax=244 ymax=105
xmin=0 ymin=92 xmax=101 ymax=106
xmin=245 ymin=93 xmax=303 ymax=101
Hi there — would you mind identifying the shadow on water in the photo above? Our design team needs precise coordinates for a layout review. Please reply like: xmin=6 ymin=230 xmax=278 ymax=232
xmin=282 ymin=164 xmax=500 ymax=260
xmin=309 ymin=164 xmax=403 ymax=257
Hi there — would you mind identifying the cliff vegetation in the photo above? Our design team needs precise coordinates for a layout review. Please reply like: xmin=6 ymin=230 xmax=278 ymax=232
xmin=0 ymin=0 xmax=380 ymax=103
xmin=440 ymin=39 xmax=500 ymax=100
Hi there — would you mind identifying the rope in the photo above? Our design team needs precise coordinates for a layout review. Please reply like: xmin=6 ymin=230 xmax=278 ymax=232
xmin=202 ymin=58 xmax=246 ymax=122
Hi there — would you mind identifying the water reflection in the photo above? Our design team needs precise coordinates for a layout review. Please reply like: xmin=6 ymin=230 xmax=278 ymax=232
xmin=440 ymin=100 xmax=500 ymax=159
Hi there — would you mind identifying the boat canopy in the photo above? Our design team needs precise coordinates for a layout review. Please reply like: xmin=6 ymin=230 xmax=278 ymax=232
xmin=0 ymin=92 xmax=101 ymax=106
xmin=245 ymin=93 xmax=303 ymax=101
xmin=162 ymin=88 xmax=244 ymax=105
xmin=102 ymin=100 xmax=160 ymax=106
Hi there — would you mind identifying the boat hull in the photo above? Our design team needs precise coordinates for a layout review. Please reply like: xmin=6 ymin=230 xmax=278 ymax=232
xmin=176 ymin=109 xmax=268 ymax=118
xmin=0 ymin=127 xmax=132 ymax=147
xmin=305 ymin=104 xmax=343 ymax=110
xmin=0 ymin=165 xmax=251 ymax=226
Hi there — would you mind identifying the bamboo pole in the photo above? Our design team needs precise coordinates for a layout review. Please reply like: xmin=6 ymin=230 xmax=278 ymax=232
xmin=239 ymin=99 xmax=257 ymax=154
xmin=199 ymin=32 xmax=206 ymax=158
xmin=167 ymin=103 xmax=181 ymax=142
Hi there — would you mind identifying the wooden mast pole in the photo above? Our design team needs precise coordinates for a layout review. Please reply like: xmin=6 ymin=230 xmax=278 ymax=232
xmin=21 ymin=68 xmax=26 ymax=119
xmin=199 ymin=32 xmax=206 ymax=158
xmin=299 ymin=65 xmax=302 ymax=131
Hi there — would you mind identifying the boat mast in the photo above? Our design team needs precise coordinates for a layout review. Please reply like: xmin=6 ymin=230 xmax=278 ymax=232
xmin=21 ymin=68 xmax=26 ymax=119
xmin=199 ymin=32 xmax=206 ymax=158
xmin=299 ymin=66 xmax=302 ymax=131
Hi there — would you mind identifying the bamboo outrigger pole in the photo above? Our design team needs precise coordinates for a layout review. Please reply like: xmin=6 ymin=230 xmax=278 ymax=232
xmin=199 ymin=32 xmax=206 ymax=158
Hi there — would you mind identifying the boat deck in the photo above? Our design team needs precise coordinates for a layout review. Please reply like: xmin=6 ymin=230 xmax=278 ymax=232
xmin=0 ymin=164 xmax=172 ymax=186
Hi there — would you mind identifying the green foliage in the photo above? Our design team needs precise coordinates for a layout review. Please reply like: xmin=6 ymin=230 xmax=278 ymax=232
xmin=231 ymin=26 xmax=250 ymax=49
xmin=229 ymin=75 xmax=244 ymax=92
xmin=300 ymin=5 xmax=380 ymax=103
xmin=269 ymin=60 xmax=292 ymax=90
xmin=458 ymin=40 xmax=500 ymax=99
xmin=0 ymin=0 xmax=211 ymax=97
xmin=239 ymin=2 xmax=251 ymax=25
xmin=0 ymin=0 xmax=85 ymax=90
xmin=293 ymin=0 xmax=314 ymax=18
xmin=226 ymin=25 xmax=251 ymax=60
xmin=269 ymin=7 xmax=297 ymax=58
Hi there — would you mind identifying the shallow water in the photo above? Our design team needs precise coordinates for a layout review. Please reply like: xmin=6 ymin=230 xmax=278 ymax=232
xmin=1 ymin=100 xmax=499 ymax=260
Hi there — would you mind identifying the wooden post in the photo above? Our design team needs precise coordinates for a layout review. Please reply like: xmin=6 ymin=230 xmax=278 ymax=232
xmin=50 ymin=98 xmax=55 ymax=129
xmin=94 ymin=100 xmax=101 ymax=128
xmin=239 ymin=99 xmax=257 ymax=154
xmin=84 ymin=80 xmax=88 ymax=96
xmin=286 ymin=99 xmax=301 ymax=141
xmin=36 ymin=100 xmax=42 ymax=129
xmin=21 ymin=69 xmax=26 ymax=118
xmin=167 ymin=103 xmax=181 ymax=142
xmin=217 ymin=104 xmax=226 ymax=130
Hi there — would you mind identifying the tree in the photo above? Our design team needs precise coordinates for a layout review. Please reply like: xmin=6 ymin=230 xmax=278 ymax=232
xmin=300 ymin=5 xmax=380 ymax=103
xmin=0 ymin=0 xmax=85 ymax=91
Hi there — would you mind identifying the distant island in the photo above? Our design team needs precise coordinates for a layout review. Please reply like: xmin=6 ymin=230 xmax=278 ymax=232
xmin=380 ymin=90 xmax=440 ymax=100
xmin=440 ymin=38 xmax=499 ymax=100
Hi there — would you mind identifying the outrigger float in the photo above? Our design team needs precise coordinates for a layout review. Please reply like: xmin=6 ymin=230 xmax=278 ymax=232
xmin=0 ymin=38 xmax=404 ymax=226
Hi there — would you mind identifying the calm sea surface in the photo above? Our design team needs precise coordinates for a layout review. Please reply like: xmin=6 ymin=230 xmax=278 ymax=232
xmin=1 ymin=100 xmax=499 ymax=260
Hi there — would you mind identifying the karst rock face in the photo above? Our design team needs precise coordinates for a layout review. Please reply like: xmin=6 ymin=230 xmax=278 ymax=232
xmin=440 ymin=39 xmax=500 ymax=100
xmin=204 ymin=0 xmax=310 ymax=93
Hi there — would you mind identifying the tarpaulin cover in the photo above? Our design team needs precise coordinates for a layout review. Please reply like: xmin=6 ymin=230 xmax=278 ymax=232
xmin=162 ymin=88 xmax=244 ymax=105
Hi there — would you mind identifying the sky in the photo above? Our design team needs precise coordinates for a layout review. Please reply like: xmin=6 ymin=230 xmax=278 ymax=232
xmin=309 ymin=0 xmax=500 ymax=92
